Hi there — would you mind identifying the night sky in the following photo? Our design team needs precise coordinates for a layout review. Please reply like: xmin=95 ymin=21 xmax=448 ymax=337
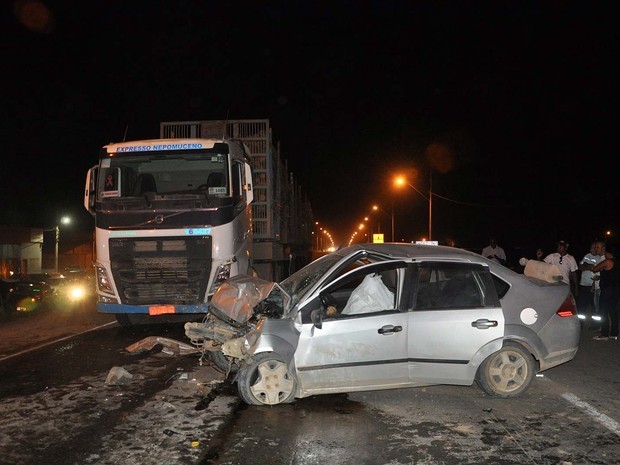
xmin=1 ymin=1 xmax=617 ymax=261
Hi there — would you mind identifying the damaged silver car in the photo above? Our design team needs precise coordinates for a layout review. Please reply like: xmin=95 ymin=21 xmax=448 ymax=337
xmin=132 ymin=243 xmax=581 ymax=406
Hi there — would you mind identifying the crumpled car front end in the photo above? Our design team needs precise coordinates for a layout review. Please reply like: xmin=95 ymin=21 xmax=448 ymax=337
xmin=184 ymin=275 xmax=287 ymax=366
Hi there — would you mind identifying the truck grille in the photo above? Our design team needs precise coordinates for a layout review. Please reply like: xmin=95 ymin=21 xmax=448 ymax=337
xmin=109 ymin=236 xmax=211 ymax=306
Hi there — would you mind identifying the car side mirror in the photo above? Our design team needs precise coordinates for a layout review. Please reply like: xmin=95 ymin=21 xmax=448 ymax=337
xmin=310 ymin=308 xmax=323 ymax=329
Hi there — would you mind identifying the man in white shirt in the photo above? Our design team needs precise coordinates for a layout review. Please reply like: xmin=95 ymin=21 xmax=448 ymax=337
xmin=578 ymin=240 xmax=605 ymax=327
xmin=543 ymin=240 xmax=579 ymax=295
xmin=482 ymin=237 xmax=506 ymax=265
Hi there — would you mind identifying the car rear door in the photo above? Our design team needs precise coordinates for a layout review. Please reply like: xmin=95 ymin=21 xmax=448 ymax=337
xmin=406 ymin=262 xmax=504 ymax=385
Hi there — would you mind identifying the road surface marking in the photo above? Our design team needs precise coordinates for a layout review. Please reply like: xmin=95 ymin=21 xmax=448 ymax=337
xmin=0 ymin=321 xmax=117 ymax=362
xmin=562 ymin=392 xmax=620 ymax=436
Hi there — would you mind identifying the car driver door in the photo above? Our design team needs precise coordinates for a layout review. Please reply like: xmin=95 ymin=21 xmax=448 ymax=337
xmin=294 ymin=261 xmax=411 ymax=395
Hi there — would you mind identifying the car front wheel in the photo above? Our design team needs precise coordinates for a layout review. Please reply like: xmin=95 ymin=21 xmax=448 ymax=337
xmin=237 ymin=352 xmax=297 ymax=405
xmin=476 ymin=342 xmax=535 ymax=398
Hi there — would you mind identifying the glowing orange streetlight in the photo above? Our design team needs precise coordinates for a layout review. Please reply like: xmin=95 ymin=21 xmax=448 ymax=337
xmin=372 ymin=204 xmax=393 ymax=242
xmin=394 ymin=174 xmax=432 ymax=240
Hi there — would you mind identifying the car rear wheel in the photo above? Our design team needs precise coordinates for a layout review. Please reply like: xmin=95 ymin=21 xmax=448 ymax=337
xmin=476 ymin=342 xmax=535 ymax=398
xmin=237 ymin=352 xmax=297 ymax=405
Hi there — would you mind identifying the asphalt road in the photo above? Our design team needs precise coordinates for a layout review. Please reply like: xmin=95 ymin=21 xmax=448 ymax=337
xmin=201 ymin=326 xmax=620 ymax=465
xmin=0 ymin=303 xmax=619 ymax=465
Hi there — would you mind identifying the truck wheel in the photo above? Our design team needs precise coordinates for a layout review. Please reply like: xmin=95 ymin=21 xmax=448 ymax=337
xmin=115 ymin=314 xmax=133 ymax=327
xmin=476 ymin=342 xmax=535 ymax=398
xmin=237 ymin=352 xmax=297 ymax=405
xmin=209 ymin=350 xmax=239 ymax=374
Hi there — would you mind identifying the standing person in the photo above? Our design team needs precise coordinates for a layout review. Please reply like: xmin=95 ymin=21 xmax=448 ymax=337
xmin=482 ymin=237 xmax=506 ymax=265
xmin=543 ymin=240 xmax=579 ymax=296
xmin=577 ymin=240 xmax=605 ymax=328
xmin=592 ymin=247 xmax=620 ymax=340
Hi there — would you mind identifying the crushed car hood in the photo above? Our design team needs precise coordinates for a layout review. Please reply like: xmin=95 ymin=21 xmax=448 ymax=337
xmin=210 ymin=275 xmax=288 ymax=324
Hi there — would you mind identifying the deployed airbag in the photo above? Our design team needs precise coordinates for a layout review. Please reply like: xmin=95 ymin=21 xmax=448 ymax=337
xmin=342 ymin=274 xmax=394 ymax=315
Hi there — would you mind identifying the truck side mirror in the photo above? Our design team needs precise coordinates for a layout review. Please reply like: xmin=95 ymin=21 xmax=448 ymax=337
xmin=244 ymin=162 xmax=253 ymax=204
xmin=84 ymin=165 xmax=98 ymax=215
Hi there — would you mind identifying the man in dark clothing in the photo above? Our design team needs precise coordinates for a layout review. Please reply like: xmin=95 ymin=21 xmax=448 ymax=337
xmin=592 ymin=247 xmax=620 ymax=340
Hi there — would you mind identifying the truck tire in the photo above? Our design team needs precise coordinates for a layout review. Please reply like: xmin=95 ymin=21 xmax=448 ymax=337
xmin=115 ymin=313 xmax=133 ymax=327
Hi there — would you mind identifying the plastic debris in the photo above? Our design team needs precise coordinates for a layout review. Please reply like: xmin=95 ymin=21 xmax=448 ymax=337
xmin=104 ymin=366 xmax=133 ymax=385
xmin=191 ymin=441 xmax=200 ymax=448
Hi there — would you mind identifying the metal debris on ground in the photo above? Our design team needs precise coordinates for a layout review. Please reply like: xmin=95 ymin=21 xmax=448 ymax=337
xmin=125 ymin=336 xmax=201 ymax=356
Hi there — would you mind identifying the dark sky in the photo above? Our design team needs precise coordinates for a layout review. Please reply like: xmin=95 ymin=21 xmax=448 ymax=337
xmin=1 ymin=1 xmax=617 ymax=257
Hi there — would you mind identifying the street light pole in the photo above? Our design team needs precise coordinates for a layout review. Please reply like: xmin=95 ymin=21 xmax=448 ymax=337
xmin=428 ymin=170 xmax=432 ymax=241
xmin=391 ymin=202 xmax=395 ymax=243
xmin=54 ymin=225 xmax=59 ymax=273
xmin=394 ymin=175 xmax=432 ymax=241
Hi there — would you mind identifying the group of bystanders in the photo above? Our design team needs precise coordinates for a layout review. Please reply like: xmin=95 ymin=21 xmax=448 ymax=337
xmin=481 ymin=236 xmax=619 ymax=341
xmin=536 ymin=239 xmax=619 ymax=341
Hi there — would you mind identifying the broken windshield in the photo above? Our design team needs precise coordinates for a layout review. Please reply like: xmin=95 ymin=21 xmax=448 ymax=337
xmin=279 ymin=253 xmax=344 ymax=309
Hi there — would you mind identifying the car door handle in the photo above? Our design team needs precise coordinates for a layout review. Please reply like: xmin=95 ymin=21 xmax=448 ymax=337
xmin=471 ymin=319 xmax=498 ymax=329
xmin=378 ymin=325 xmax=402 ymax=334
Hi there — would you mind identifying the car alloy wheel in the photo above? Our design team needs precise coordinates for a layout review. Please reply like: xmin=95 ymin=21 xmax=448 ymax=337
xmin=237 ymin=352 xmax=297 ymax=405
xmin=476 ymin=342 xmax=535 ymax=398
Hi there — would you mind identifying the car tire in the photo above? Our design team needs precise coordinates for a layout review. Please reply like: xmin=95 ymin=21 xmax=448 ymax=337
xmin=236 ymin=352 xmax=297 ymax=406
xmin=3 ymin=296 xmax=18 ymax=314
xmin=209 ymin=350 xmax=239 ymax=374
xmin=476 ymin=342 xmax=535 ymax=398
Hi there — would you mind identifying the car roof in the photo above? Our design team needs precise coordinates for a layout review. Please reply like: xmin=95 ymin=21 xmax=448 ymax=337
xmin=335 ymin=243 xmax=488 ymax=263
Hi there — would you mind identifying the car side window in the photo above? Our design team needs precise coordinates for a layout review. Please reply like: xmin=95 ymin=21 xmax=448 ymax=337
xmin=299 ymin=262 xmax=406 ymax=323
xmin=491 ymin=273 xmax=510 ymax=299
xmin=413 ymin=262 xmax=497 ymax=310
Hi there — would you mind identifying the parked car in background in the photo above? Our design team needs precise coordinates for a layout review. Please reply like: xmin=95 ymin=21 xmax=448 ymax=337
xmin=179 ymin=243 xmax=580 ymax=405
xmin=0 ymin=276 xmax=53 ymax=313
xmin=25 ymin=269 xmax=93 ymax=308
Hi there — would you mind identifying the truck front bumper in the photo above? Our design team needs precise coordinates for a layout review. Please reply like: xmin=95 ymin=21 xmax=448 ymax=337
xmin=96 ymin=302 xmax=210 ymax=314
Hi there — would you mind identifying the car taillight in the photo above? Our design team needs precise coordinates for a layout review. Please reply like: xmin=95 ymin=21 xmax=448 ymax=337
xmin=556 ymin=293 xmax=577 ymax=317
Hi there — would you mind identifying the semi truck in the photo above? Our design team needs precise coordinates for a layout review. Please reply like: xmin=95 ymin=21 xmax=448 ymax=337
xmin=84 ymin=119 xmax=312 ymax=325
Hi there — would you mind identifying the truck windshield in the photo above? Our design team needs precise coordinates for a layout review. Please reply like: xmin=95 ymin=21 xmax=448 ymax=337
xmin=98 ymin=153 xmax=230 ymax=200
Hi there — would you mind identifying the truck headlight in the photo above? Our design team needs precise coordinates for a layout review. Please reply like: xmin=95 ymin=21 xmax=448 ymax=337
xmin=96 ymin=265 xmax=114 ymax=295
xmin=209 ymin=263 xmax=231 ymax=294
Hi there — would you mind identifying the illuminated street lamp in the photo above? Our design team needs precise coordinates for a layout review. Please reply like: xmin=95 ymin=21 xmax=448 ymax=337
xmin=395 ymin=174 xmax=432 ymax=240
xmin=56 ymin=216 xmax=71 ymax=272
xmin=372 ymin=205 xmax=393 ymax=242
